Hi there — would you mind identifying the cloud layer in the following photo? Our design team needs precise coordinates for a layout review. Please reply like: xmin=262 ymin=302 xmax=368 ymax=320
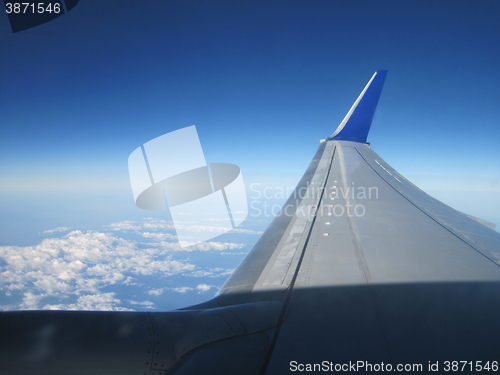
xmin=0 ymin=219 xmax=249 ymax=311
xmin=0 ymin=230 xmax=196 ymax=310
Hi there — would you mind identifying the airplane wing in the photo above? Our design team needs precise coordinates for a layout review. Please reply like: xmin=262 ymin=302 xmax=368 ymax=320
xmin=2 ymin=71 xmax=500 ymax=374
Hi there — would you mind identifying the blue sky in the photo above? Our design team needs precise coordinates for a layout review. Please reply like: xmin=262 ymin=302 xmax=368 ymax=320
xmin=1 ymin=0 xmax=499 ymax=310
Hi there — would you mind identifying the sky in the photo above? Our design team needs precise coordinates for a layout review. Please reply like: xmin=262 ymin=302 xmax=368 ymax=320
xmin=1 ymin=0 xmax=499 ymax=311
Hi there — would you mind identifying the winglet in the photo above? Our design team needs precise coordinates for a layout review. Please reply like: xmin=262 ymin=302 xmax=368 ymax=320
xmin=328 ymin=70 xmax=388 ymax=143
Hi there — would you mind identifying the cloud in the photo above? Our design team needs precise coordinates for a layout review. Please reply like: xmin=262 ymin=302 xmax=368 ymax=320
xmin=43 ymin=293 xmax=132 ymax=311
xmin=148 ymin=288 xmax=164 ymax=296
xmin=43 ymin=227 xmax=70 ymax=234
xmin=116 ymin=219 xmax=247 ymax=252
xmin=141 ymin=232 xmax=176 ymax=241
xmin=142 ymin=220 xmax=175 ymax=230
xmin=170 ymin=287 xmax=193 ymax=293
xmin=189 ymin=268 xmax=234 ymax=278
xmin=172 ymin=224 xmax=232 ymax=233
xmin=194 ymin=222 xmax=261 ymax=234
xmin=20 ymin=292 xmax=45 ymax=310
xmin=0 ymin=230 xmax=195 ymax=310
xmin=107 ymin=221 xmax=142 ymax=231
xmin=160 ymin=241 xmax=244 ymax=252
xmin=196 ymin=284 xmax=215 ymax=293
xmin=128 ymin=300 xmax=155 ymax=309
xmin=106 ymin=219 xmax=177 ymax=232
xmin=1 ymin=215 xmax=253 ymax=310
xmin=107 ymin=217 xmax=258 ymax=239
xmin=230 ymin=228 xmax=263 ymax=235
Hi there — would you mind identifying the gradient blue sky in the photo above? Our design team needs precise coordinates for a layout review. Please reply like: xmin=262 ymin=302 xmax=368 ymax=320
xmin=1 ymin=0 xmax=499 ymax=310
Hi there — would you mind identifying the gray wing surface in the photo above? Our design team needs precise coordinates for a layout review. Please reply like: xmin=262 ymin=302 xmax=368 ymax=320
xmin=2 ymin=71 xmax=500 ymax=374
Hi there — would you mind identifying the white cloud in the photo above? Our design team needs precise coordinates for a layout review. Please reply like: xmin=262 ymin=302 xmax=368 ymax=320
xmin=0 ymin=230 xmax=195 ymax=310
xmin=1 ymin=214 xmax=254 ymax=310
xmin=141 ymin=232 xmax=176 ymax=241
xmin=106 ymin=218 xmax=256 ymax=240
xmin=189 ymin=268 xmax=234 ymax=278
xmin=128 ymin=300 xmax=155 ymax=309
xmin=106 ymin=219 xmax=176 ymax=232
xmin=160 ymin=241 xmax=244 ymax=252
xmin=142 ymin=220 xmax=175 ymax=230
xmin=199 ymin=221 xmax=261 ymax=234
xmin=43 ymin=227 xmax=70 ymax=234
xmin=20 ymin=292 xmax=45 ymax=310
xmin=107 ymin=221 xmax=142 ymax=231
xmin=230 ymin=228 xmax=263 ymax=235
xmin=196 ymin=284 xmax=214 ymax=293
xmin=170 ymin=287 xmax=193 ymax=293
xmin=173 ymin=224 xmax=232 ymax=233
xmin=43 ymin=293 xmax=132 ymax=311
xmin=148 ymin=288 xmax=164 ymax=296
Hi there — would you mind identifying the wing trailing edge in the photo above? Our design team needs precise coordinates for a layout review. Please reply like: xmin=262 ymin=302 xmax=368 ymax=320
xmin=328 ymin=70 xmax=388 ymax=143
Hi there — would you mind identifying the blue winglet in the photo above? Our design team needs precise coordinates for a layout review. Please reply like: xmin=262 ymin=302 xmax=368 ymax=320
xmin=328 ymin=70 xmax=387 ymax=143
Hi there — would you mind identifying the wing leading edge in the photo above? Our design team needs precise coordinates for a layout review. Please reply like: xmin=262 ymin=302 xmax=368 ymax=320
xmin=1 ymin=71 xmax=500 ymax=375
